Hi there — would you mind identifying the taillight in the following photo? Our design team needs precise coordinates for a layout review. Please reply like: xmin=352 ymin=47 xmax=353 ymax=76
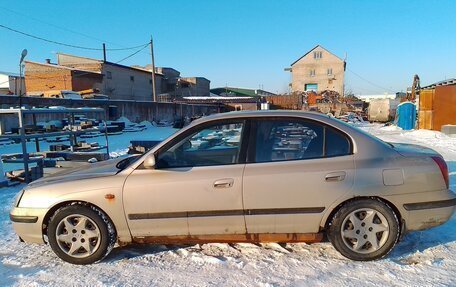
xmin=431 ymin=156 xmax=449 ymax=189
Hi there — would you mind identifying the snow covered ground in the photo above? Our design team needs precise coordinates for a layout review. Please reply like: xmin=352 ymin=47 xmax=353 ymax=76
xmin=0 ymin=123 xmax=455 ymax=286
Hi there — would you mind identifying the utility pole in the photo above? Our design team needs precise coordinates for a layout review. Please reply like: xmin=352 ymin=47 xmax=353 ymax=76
xmin=102 ymin=43 xmax=107 ymax=62
xmin=150 ymin=35 xmax=157 ymax=102
xmin=18 ymin=63 xmax=22 ymax=107
xmin=18 ymin=49 xmax=27 ymax=107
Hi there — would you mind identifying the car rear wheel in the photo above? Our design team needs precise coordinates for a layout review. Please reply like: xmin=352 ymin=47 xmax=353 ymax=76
xmin=328 ymin=199 xmax=400 ymax=261
xmin=48 ymin=204 xmax=116 ymax=264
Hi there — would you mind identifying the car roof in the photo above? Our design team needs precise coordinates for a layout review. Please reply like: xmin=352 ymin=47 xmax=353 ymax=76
xmin=192 ymin=110 xmax=331 ymax=125
xmin=124 ymin=110 xmax=395 ymax=172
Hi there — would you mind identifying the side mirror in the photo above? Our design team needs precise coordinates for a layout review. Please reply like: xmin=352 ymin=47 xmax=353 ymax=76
xmin=143 ymin=154 xmax=156 ymax=169
xmin=182 ymin=139 xmax=192 ymax=150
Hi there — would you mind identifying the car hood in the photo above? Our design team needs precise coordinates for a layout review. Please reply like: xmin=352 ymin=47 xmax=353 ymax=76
xmin=27 ymin=157 xmax=125 ymax=188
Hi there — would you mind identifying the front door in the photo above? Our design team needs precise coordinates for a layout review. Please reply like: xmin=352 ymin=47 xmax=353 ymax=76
xmin=123 ymin=119 xmax=247 ymax=237
xmin=243 ymin=117 xmax=355 ymax=234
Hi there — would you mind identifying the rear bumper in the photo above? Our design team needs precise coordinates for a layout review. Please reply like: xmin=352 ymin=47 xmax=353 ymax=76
xmin=403 ymin=198 xmax=456 ymax=211
xmin=384 ymin=189 xmax=456 ymax=231
xmin=9 ymin=207 xmax=48 ymax=244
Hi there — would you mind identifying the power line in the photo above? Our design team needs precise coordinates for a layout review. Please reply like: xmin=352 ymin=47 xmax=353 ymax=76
xmin=0 ymin=6 xmax=141 ymax=51
xmin=347 ymin=68 xmax=395 ymax=93
xmin=0 ymin=23 xmax=148 ymax=51
xmin=0 ymin=6 xmax=154 ymax=58
xmin=116 ymin=43 xmax=150 ymax=63
xmin=0 ymin=6 xmax=110 ymax=45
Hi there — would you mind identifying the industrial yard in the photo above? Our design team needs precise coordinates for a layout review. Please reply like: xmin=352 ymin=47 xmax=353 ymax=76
xmin=0 ymin=123 xmax=455 ymax=286
xmin=1 ymin=1 xmax=456 ymax=286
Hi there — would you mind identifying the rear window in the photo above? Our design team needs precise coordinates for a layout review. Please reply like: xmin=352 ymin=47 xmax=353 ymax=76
xmin=325 ymin=127 xmax=351 ymax=157
xmin=252 ymin=118 xmax=352 ymax=163
xmin=333 ymin=118 xmax=393 ymax=148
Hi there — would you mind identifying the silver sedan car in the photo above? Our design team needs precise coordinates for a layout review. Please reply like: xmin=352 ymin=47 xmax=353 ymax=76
xmin=10 ymin=111 xmax=455 ymax=264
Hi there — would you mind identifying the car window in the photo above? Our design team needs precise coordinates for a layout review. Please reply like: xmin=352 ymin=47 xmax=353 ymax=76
xmin=325 ymin=127 xmax=351 ymax=157
xmin=156 ymin=121 xmax=244 ymax=168
xmin=254 ymin=118 xmax=351 ymax=163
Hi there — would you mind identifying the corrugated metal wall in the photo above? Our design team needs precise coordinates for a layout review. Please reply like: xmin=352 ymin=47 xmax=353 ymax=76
xmin=419 ymin=86 xmax=456 ymax=131
xmin=418 ymin=89 xmax=434 ymax=130
xmin=433 ymin=85 xmax=456 ymax=130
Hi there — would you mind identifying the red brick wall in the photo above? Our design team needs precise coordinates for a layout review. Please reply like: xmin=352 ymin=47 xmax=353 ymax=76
xmin=71 ymin=71 xmax=102 ymax=91
xmin=25 ymin=62 xmax=73 ymax=92
xmin=25 ymin=62 xmax=102 ymax=93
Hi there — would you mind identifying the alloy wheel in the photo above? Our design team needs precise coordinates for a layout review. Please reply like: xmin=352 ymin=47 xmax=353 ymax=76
xmin=340 ymin=208 xmax=390 ymax=254
xmin=55 ymin=214 xmax=101 ymax=258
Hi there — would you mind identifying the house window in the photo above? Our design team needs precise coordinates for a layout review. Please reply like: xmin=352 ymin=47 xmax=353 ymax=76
xmin=313 ymin=51 xmax=322 ymax=59
xmin=130 ymin=76 xmax=135 ymax=82
xmin=106 ymin=71 xmax=112 ymax=79
xmin=310 ymin=69 xmax=316 ymax=77
xmin=305 ymin=83 xmax=318 ymax=91
xmin=327 ymin=68 xmax=333 ymax=75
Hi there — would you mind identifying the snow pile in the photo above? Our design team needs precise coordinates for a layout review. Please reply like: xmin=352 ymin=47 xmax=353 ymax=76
xmin=116 ymin=116 xmax=133 ymax=125
xmin=379 ymin=125 xmax=402 ymax=132
xmin=359 ymin=123 xmax=456 ymax=161
xmin=406 ymin=129 xmax=451 ymax=140
xmin=139 ymin=120 xmax=153 ymax=128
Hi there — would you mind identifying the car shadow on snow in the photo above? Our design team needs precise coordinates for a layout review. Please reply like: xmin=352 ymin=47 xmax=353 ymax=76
xmin=391 ymin=214 xmax=456 ymax=258
xmin=104 ymin=243 xmax=191 ymax=262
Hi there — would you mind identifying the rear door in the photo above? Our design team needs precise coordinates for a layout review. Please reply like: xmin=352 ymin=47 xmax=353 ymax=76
xmin=243 ymin=117 xmax=355 ymax=233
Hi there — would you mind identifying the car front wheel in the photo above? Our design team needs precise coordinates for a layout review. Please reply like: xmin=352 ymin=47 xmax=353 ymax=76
xmin=47 ymin=204 xmax=116 ymax=264
xmin=328 ymin=199 xmax=400 ymax=261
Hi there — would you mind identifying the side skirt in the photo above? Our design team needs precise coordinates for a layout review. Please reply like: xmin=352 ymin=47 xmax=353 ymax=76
xmin=132 ymin=233 xmax=324 ymax=244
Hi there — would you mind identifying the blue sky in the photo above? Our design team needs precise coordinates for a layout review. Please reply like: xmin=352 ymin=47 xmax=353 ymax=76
xmin=0 ymin=0 xmax=455 ymax=95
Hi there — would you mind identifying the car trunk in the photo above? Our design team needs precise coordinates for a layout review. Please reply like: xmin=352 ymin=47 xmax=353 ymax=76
xmin=390 ymin=143 xmax=441 ymax=158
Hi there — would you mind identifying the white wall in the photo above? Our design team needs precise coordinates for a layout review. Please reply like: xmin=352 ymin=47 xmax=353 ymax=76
xmin=0 ymin=73 xmax=23 ymax=94
xmin=358 ymin=94 xmax=396 ymax=103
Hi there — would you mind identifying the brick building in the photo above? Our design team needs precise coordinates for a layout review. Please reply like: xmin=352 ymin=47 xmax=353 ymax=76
xmin=139 ymin=65 xmax=211 ymax=99
xmin=24 ymin=61 xmax=102 ymax=94
xmin=286 ymin=45 xmax=346 ymax=96
xmin=24 ymin=53 xmax=211 ymax=101
xmin=56 ymin=53 xmax=162 ymax=101
xmin=177 ymin=77 xmax=210 ymax=97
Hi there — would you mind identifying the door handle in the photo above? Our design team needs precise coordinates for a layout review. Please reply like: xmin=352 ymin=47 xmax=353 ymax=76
xmin=213 ymin=178 xmax=234 ymax=188
xmin=325 ymin=172 xmax=346 ymax=182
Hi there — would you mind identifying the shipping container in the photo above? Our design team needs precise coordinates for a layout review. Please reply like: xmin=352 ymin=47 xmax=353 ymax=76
xmin=418 ymin=86 xmax=456 ymax=130
xmin=419 ymin=89 xmax=434 ymax=111
xmin=368 ymin=99 xmax=399 ymax=122
xmin=433 ymin=85 xmax=456 ymax=130
xmin=418 ymin=110 xmax=433 ymax=130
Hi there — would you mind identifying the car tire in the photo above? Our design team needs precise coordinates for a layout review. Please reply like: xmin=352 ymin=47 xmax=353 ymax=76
xmin=328 ymin=199 xmax=400 ymax=261
xmin=47 ymin=204 xmax=116 ymax=265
